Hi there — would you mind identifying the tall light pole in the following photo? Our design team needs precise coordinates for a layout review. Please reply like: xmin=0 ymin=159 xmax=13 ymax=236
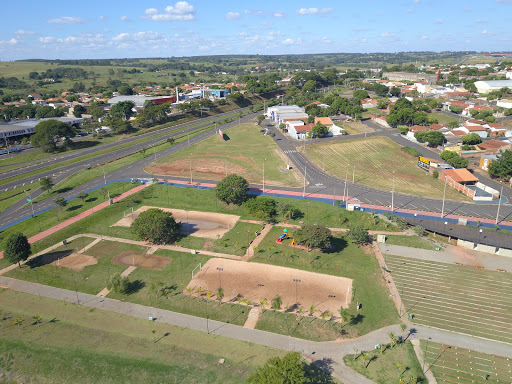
xmin=263 ymin=158 xmax=266 ymax=194
xmin=352 ymin=164 xmax=355 ymax=183
xmin=344 ymin=166 xmax=349 ymax=204
xmin=496 ymin=184 xmax=504 ymax=225
xmin=400 ymin=283 xmax=407 ymax=317
xmin=293 ymin=279 xmax=301 ymax=304
xmin=23 ymin=190 xmax=35 ymax=217
xmin=216 ymin=267 xmax=223 ymax=288
xmin=441 ymin=175 xmax=447 ymax=218
xmin=391 ymin=171 xmax=396 ymax=212
xmin=71 ymin=274 xmax=80 ymax=305
xmin=101 ymin=165 xmax=107 ymax=186
xmin=302 ymin=165 xmax=307 ymax=198
xmin=423 ymin=337 xmax=432 ymax=372
xmin=189 ymin=153 xmax=193 ymax=183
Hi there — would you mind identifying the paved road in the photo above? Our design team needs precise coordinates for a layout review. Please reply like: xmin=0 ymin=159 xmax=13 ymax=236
xmin=1 ymin=275 xmax=511 ymax=384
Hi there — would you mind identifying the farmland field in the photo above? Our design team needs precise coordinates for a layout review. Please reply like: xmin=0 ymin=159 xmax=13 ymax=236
xmin=304 ymin=136 xmax=469 ymax=201
xmin=147 ymin=123 xmax=302 ymax=187
xmin=421 ymin=341 xmax=512 ymax=384
xmin=385 ymin=254 xmax=512 ymax=343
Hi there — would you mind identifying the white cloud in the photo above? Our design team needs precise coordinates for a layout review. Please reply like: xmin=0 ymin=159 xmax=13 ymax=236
xmin=225 ymin=12 xmax=241 ymax=20
xmin=244 ymin=9 xmax=264 ymax=15
xmin=496 ymin=0 xmax=510 ymax=3
xmin=144 ymin=2 xmax=196 ymax=21
xmin=481 ymin=29 xmax=495 ymax=36
xmin=413 ymin=0 xmax=420 ymax=3
xmin=321 ymin=37 xmax=332 ymax=44
xmin=435 ymin=18 xmax=444 ymax=24
xmin=112 ymin=31 xmax=165 ymax=43
xmin=273 ymin=11 xmax=287 ymax=17
xmin=282 ymin=37 xmax=302 ymax=45
xmin=14 ymin=30 xmax=35 ymax=35
xmin=406 ymin=9 xmax=414 ymax=13
xmin=381 ymin=31 xmax=396 ymax=38
xmin=120 ymin=16 xmax=132 ymax=22
xmin=475 ymin=19 xmax=487 ymax=23
xmin=47 ymin=16 xmax=83 ymax=24
xmin=39 ymin=37 xmax=55 ymax=44
xmin=418 ymin=35 xmax=428 ymax=39
xmin=297 ymin=8 xmax=333 ymax=15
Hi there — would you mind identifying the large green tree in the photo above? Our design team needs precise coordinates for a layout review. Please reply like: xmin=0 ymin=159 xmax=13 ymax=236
xmin=414 ymin=130 xmax=445 ymax=147
xmin=3 ymin=233 xmax=31 ymax=268
xmin=244 ymin=197 xmax=277 ymax=221
xmin=215 ymin=174 xmax=249 ymax=205
xmin=40 ymin=176 xmax=54 ymax=194
xmin=109 ymin=101 xmax=135 ymax=120
xmin=347 ymin=226 xmax=371 ymax=245
xmin=131 ymin=208 xmax=181 ymax=244
xmin=312 ymin=123 xmax=329 ymax=137
xmin=32 ymin=120 xmax=76 ymax=152
xmin=247 ymin=352 xmax=333 ymax=384
xmin=295 ymin=225 xmax=332 ymax=251
xmin=462 ymin=133 xmax=482 ymax=145
xmin=488 ymin=150 xmax=512 ymax=179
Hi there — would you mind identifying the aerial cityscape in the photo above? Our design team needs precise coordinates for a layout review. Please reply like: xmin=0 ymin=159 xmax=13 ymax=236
xmin=1 ymin=1 xmax=512 ymax=383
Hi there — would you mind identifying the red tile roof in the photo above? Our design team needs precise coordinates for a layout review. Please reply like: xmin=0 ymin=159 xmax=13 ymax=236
xmin=443 ymin=168 xmax=479 ymax=183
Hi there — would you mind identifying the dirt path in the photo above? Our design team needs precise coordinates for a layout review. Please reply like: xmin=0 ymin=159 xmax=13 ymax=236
xmin=243 ymin=306 xmax=262 ymax=329
xmin=242 ymin=223 xmax=273 ymax=261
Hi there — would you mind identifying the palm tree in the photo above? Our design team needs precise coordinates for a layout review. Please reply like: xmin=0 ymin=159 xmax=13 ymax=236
xmin=338 ymin=308 xmax=349 ymax=325
xmin=271 ymin=294 xmax=282 ymax=310
xmin=361 ymin=351 xmax=368 ymax=368
xmin=353 ymin=348 xmax=359 ymax=360
xmin=309 ymin=304 xmax=315 ymax=317
xmin=13 ymin=317 xmax=23 ymax=329
xmin=217 ymin=287 xmax=224 ymax=306
xmin=186 ymin=286 xmax=194 ymax=300
xmin=389 ymin=332 xmax=397 ymax=347
xmin=259 ymin=298 xmax=268 ymax=313
xmin=195 ymin=286 xmax=202 ymax=299
xmin=32 ymin=315 xmax=42 ymax=325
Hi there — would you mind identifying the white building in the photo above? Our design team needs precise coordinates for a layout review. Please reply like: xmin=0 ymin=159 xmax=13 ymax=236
xmin=473 ymin=80 xmax=512 ymax=94
xmin=497 ymin=99 xmax=512 ymax=109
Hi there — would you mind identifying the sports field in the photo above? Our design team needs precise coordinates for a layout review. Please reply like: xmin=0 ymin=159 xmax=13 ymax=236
xmin=385 ymin=254 xmax=512 ymax=343
xmin=421 ymin=341 xmax=512 ymax=384
xmin=146 ymin=123 xmax=301 ymax=187
xmin=304 ymin=136 xmax=469 ymax=201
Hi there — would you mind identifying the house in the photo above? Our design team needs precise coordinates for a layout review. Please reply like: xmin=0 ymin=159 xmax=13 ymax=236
xmin=462 ymin=105 xmax=493 ymax=117
xmin=464 ymin=125 xmax=488 ymax=138
xmin=370 ymin=114 xmax=390 ymax=128
xmin=314 ymin=117 xmax=345 ymax=136
xmin=476 ymin=140 xmax=511 ymax=153
xmin=485 ymin=123 xmax=507 ymax=137
xmin=465 ymin=119 xmax=487 ymax=127
xmin=266 ymin=105 xmax=308 ymax=124
xmin=288 ymin=123 xmax=313 ymax=140
xmin=479 ymin=154 xmax=498 ymax=171
xmin=497 ymin=99 xmax=512 ymax=109
xmin=428 ymin=123 xmax=448 ymax=132
xmin=361 ymin=98 xmax=378 ymax=109
xmin=415 ymin=82 xmax=431 ymax=93
xmin=407 ymin=125 xmax=430 ymax=140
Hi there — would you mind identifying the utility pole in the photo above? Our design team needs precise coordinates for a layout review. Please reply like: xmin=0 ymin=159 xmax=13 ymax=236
xmin=352 ymin=164 xmax=355 ymax=183
xmin=302 ymin=165 xmax=307 ymax=198
xmin=441 ymin=175 xmax=447 ymax=218
xmin=496 ymin=184 xmax=504 ymax=225
xmin=189 ymin=153 xmax=193 ymax=183
xmin=23 ymin=190 xmax=35 ymax=217
xmin=263 ymin=158 xmax=266 ymax=194
xmin=391 ymin=171 xmax=395 ymax=212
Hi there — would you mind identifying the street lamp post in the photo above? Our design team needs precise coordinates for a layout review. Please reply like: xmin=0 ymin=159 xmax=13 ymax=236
xmin=441 ymin=175 xmax=447 ymax=218
xmin=414 ymin=213 xmax=417 ymax=226
xmin=423 ymin=337 xmax=432 ymax=372
xmin=101 ymin=165 xmax=107 ymax=186
xmin=496 ymin=184 xmax=504 ymax=225
xmin=344 ymin=166 xmax=349 ymax=204
xmin=479 ymin=229 xmax=483 ymax=244
xmin=23 ymin=190 xmax=35 ymax=217
xmin=302 ymin=165 xmax=307 ymax=198
xmin=400 ymin=283 xmax=407 ymax=317
xmin=391 ymin=171 xmax=396 ymax=212
xmin=352 ymin=164 xmax=355 ymax=183
xmin=205 ymin=298 xmax=210 ymax=334
xmin=246 ymin=230 xmax=250 ymax=248
xmin=293 ymin=279 xmax=301 ymax=304
xmin=216 ymin=267 xmax=223 ymax=288
xmin=424 ymin=347 xmax=452 ymax=375
xmin=189 ymin=153 xmax=193 ymax=183
xmin=263 ymin=158 xmax=266 ymax=193
xmin=71 ymin=274 xmax=80 ymax=305
xmin=306 ymin=204 xmax=310 ymax=224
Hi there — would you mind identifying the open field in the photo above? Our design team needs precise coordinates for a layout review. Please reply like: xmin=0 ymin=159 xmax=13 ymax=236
xmin=384 ymin=235 xmax=439 ymax=250
xmin=420 ymin=340 xmax=512 ymax=384
xmin=344 ymin=341 xmax=426 ymax=384
xmin=304 ymin=136 xmax=470 ymax=201
xmin=252 ymin=226 xmax=398 ymax=338
xmin=147 ymin=123 xmax=302 ymax=187
xmin=114 ymin=206 xmax=240 ymax=239
xmin=0 ymin=289 xmax=284 ymax=384
xmin=4 ymin=239 xmax=138 ymax=295
xmin=106 ymin=249 xmax=250 ymax=325
xmin=188 ymin=258 xmax=353 ymax=314
xmin=385 ymin=254 xmax=512 ymax=343
xmin=429 ymin=112 xmax=459 ymax=126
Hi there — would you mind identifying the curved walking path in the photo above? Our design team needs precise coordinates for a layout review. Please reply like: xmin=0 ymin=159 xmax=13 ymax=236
xmin=0 ymin=275 xmax=511 ymax=384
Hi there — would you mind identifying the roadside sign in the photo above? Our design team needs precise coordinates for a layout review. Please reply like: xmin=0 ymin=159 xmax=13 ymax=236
xmin=26 ymin=198 xmax=31 ymax=202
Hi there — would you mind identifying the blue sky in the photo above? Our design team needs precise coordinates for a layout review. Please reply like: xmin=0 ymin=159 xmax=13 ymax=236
xmin=0 ymin=0 xmax=511 ymax=60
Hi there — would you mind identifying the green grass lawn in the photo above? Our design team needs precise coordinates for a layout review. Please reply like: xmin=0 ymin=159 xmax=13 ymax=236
xmin=344 ymin=341 xmax=426 ymax=384
xmin=177 ymin=221 xmax=264 ymax=256
xmin=304 ymin=136 xmax=469 ymax=201
xmin=0 ymin=186 xmax=35 ymax=213
xmin=148 ymin=123 xmax=301 ymax=187
xmin=107 ymin=249 xmax=250 ymax=325
xmin=385 ymin=254 xmax=512 ymax=343
xmin=429 ymin=112 xmax=459 ymax=126
xmin=384 ymin=235 xmax=439 ymax=250
xmin=0 ymin=289 xmax=285 ymax=384
xmin=252 ymin=227 xmax=398 ymax=339
xmin=4 ymin=239 xmax=137 ymax=295
xmin=420 ymin=340 xmax=512 ymax=384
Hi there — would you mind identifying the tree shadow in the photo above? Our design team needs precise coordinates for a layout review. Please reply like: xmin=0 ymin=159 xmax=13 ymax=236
xmin=349 ymin=314 xmax=365 ymax=326
xmin=326 ymin=237 xmax=348 ymax=254
xmin=367 ymin=355 xmax=378 ymax=368
xmin=85 ymin=197 xmax=98 ymax=203
xmin=125 ymin=279 xmax=145 ymax=294
xmin=405 ymin=328 xmax=417 ymax=342
xmin=68 ymin=204 xmax=83 ymax=212
xmin=308 ymin=358 xmax=335 ymax=383
xmin=70 ymin=140 xmax=101 ymax=150
xmin=155 ymin=332 xmax=170 ymax=343
xmin=27 ymin=250 xmax=72 ymax=268
xmin=55 ymin=187 xmax=73 ymax=194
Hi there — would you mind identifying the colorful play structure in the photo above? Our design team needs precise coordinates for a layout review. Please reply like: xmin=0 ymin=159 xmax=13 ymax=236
xmin=277 ymin=228 xmax=295 ymax=244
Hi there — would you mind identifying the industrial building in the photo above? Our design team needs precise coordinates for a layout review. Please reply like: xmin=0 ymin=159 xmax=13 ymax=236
xmin=0 ymin=117 xmax=83 ymax=142
xmin=382 ymin=72 xmax=438 ymax=83
xmin=107 ymin=95 xmax=176 ymax=108
xmin=473 ymin=80 xmax=512 ymax=94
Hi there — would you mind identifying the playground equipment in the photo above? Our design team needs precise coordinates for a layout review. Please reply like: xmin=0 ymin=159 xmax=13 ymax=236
xmin=291 ymin=237 xmax=295 ymax=245
xmin=277 ymin=234 xmax=286 ymax=243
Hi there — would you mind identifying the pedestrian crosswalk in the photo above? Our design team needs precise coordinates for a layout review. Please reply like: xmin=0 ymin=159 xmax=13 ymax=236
xmin=283 ymin=149 xmax=298 ymax=154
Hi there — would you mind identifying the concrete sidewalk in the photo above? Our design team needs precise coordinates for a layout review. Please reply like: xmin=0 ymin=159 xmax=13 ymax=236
xmin=380 ymin=243 xmax=512 ymax=272
xmin=1 ymin=276 xmax=511 ymax=384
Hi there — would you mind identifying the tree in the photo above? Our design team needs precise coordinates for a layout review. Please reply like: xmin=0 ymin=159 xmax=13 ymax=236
xmin=488 ymin=150 xmax=512 ymax=179
xmin=244 ymin=197 xmax=277 ymax=221
xmin=3 ymin=233 xmax=31 ymax=268
xmin=32 ymin=119 xmax=76 ymax=152
xmin=88 ymin=102 xmax=105 ymax=120
xmin=217 ymin=287 xmax=224 ymax=306
xmin=257 ymin=115 xmax=265 ymax=126
xmin=295 ymin=225 xmax=332 ymax=251
xmin=77 ymin=192 xmax=88 ymax=202
xmin=414 ymin=130 xmax=445 ymax=147
xmin=73 ymin=105 xmax=86 ymax=118
xmin=390 ymin=87 xmax=401 ymax=97
xmin=462 ymin=133 xmax=482 ymax=145
xmin=107 ymin=273 xmax=131 ymax=294
xmin=440 ymin=150 xmax=458 ymax=162
xmin=312 ymin=122 xmax=329 ymax=137
xmin=347 ymin=226 xmax=371 ymax=245
xmin=302 ymin=80 xmax=317 ymax=92
xmin=247 ymin=352 xmax=334 ymax=384
xmin=40 ymin=176 xmax=54 ymax=194
xmin=447 ymin=121 xmax=459 ymax=129
xmin=214 ymin=174 xmax=249 ymax=205
xmin=227 ymin=92 xmax=245 ymax=105
xmin=449 ymin=105 xmax=463 ymax=114
xmin=54 ymin=196 xmax=68 ymax=218
xmin=449 ymin=155 xmax=469 ymax=168
xmin=109 ymin=101 xmax=135 ymax=120
xmin=131 ymin=208 xmax=182 ymax=244
xmin=118 ymin=84 xmax=133 ymax=95
xmin=353 ymin=90 xmax=369 ymax=100
xmin=397 ymin=125 xmax=409 ymax=134
xmin=271 ymin=294 xmax=282 ymax=310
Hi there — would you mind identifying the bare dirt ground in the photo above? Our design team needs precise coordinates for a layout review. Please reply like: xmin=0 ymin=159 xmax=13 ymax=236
xmin=112 ymin=206 xmax=240 ymax=239
xmin=112 ymin=251 xmax=171 ymax=270
xmin=187 ymin=258 xmax=353 ymax=316
xmin=50 ymin=253 xmax=97 ymax=271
